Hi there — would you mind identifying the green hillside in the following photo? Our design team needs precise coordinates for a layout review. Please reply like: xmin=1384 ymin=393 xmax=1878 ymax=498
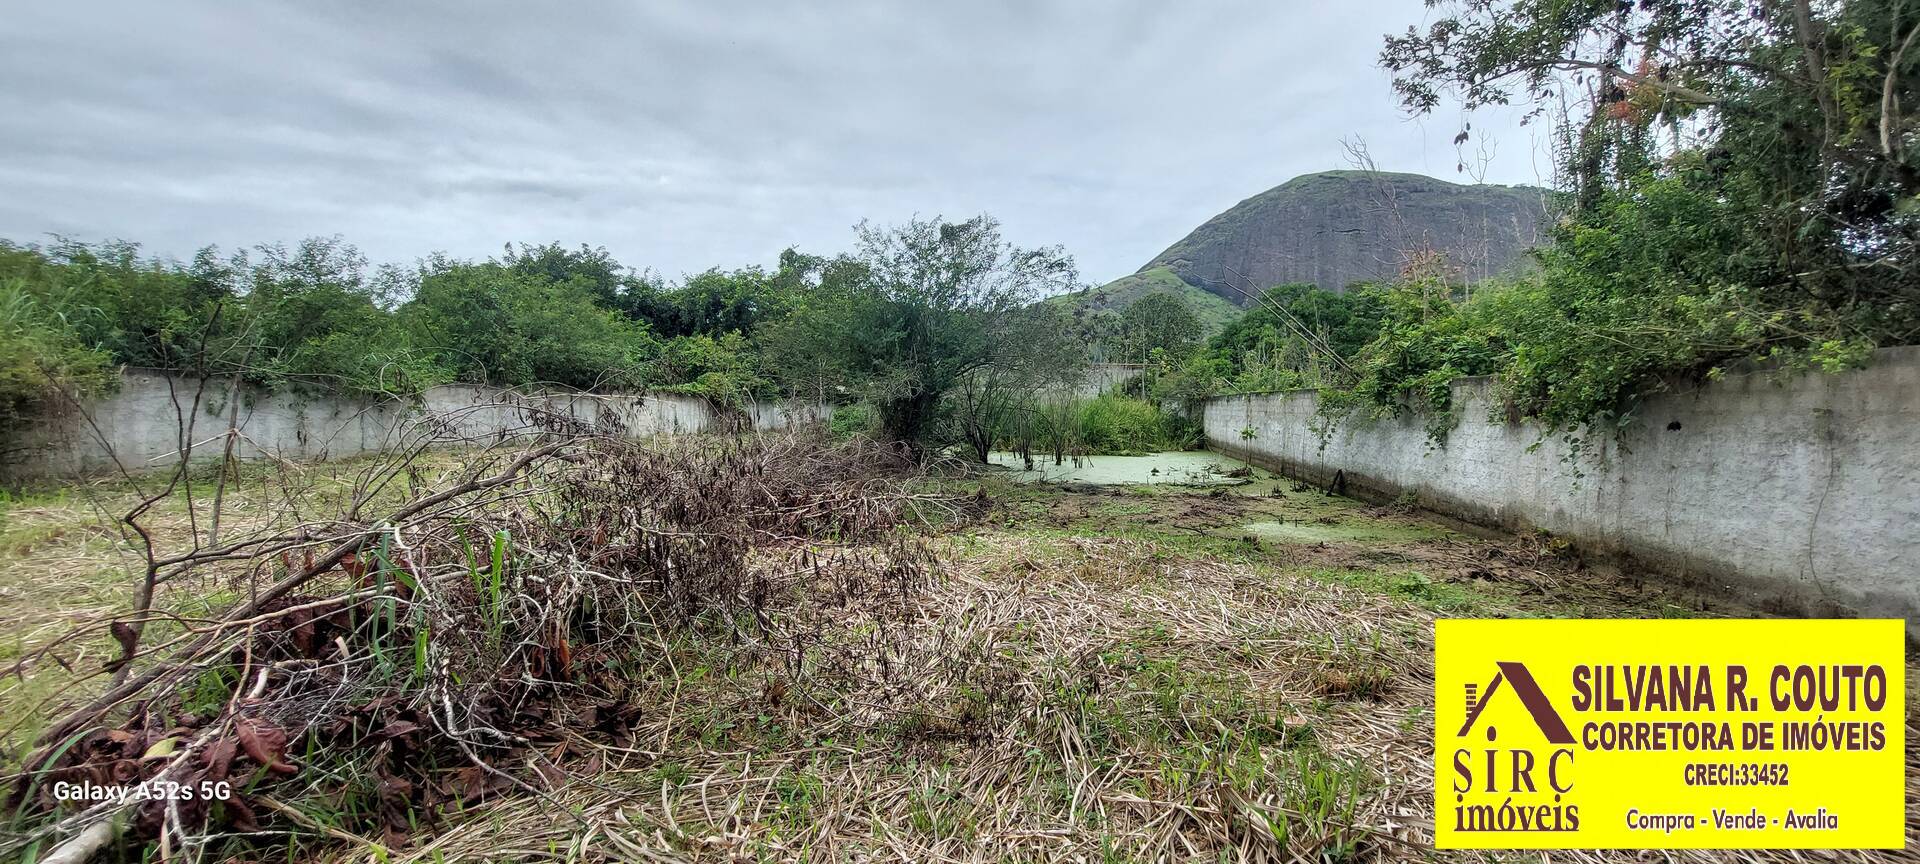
xmin=1049 ymin=266 xmax=1244 ymax=336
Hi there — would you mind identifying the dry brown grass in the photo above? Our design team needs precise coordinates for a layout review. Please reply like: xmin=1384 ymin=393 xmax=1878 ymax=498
xmin=326 ymin=527 xmax=1920 ymax=864
xmin=3 ymin=444 xmax=1915 ymax=864
xmin=0 ymin=452 xmax=474 ymax=754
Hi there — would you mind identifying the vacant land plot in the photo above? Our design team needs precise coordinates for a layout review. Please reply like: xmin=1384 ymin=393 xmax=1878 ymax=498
xmin=2 ymin=441 xmax=1914 ymax=863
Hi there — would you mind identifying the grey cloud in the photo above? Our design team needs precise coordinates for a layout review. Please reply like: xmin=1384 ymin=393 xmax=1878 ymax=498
xmin=0 ymin=1 xmax=1549 ymax=282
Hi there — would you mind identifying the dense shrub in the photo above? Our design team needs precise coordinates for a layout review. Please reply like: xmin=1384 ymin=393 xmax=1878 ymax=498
xmin=1075 ymin=395 xmax=1196 ymax=454
xmin=654 ymin=332 xmax=771 ymax=407
xmin=402 ymin=261 xmax=657 ymax=390
xmin=0 ymin=238 xmax=677 ymax=402
xmin=241 ymin=238 xmax=441 ymax=395
xmin=0 ymin=278 xmax=114 ymax=442
xmin=1161 ymin=283 xmax=1385 ymax=403
xmin=1351 ymin=0 xmax=1917 ymax=449
xmin=0 ymin=239 xmax=231 ymax=373
xmin=975 ymin=393 xmax=1198 ymax=461
xmin=1315 ymin=177 xmax=1878 ymax=450
xmin=827 ymin=402 xmax=877 ymax=440
xmin=1077 ymin=395 xmax=1163 ymax=453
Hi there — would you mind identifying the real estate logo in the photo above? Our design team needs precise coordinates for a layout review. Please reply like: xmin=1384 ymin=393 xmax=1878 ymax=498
xmin=1434 ymin=620 xmax=1906 ymax=849
xmin=1450 ymin=660 xmax=1582 ymax=836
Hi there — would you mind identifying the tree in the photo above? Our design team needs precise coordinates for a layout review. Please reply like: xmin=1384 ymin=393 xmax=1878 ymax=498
xmin=403 ymin=261 xmax=657 ymax=390
xmin=1381 ymin=0 xmax=1920 ymax=344
xmin=500 ymin=242 xmax=630 ymax=309
xmin=1113 ymin=291 xmax=1202 ymax=363
xmin=624 ymin=264 xmax=796 ymax=339
xmin=241 ymin=237 xmax=431 ymax=394
xmin=763 ymin=216 xmax=1081 ymax=455
xmin=1200 ymin=283 xmax=1383 ymax=394
xmin=948 ymin=304 xmax=1085 ymax=463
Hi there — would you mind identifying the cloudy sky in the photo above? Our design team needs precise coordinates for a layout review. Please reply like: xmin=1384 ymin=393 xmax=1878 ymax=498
xmin=0 ymin=1 xmax=1551 ymax=284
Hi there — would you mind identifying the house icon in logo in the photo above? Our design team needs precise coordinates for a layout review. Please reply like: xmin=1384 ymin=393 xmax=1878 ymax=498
xmin=1458 ymin=661 xmax=1576 ymax=744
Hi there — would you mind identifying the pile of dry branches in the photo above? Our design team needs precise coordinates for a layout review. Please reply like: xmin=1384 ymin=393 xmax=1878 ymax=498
xmin=1 ymin=421 xmax=946 ymax=862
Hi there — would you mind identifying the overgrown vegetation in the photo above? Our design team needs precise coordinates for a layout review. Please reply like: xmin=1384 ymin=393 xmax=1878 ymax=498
xmin=1072 ymin=394 xmax=1199 ymax=455
xmin=0 ymin=217 xmax=1124 ymax=461
xmin=0 ymin=422 xmax=1428 ymax=863
xmin=0 ymin=432 xmax=1295 ymax=862
xmin=1359 ymin=0 xmax=1916 ymax=442
xmin=0 ymin=238 xmax=672 ymax=402
xmin=0 ymin=278 xmax=113 ymax=453
xmin=762 ymin=216 xmax=1085 ymax=456
xmin=2 ymin=428 xmax=944 ymax=862
xmin=972 ymin=392 xmax=1199 ymax=465
xmin=1148 ymin=0 xmax=1916 ymax=451
xmin=2 ymin=408 xmax=1815 ymax=861
xmin=1154 ymin=283 xmax=1385 ymax=403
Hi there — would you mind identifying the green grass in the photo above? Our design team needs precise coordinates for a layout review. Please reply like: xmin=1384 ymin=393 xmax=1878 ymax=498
xmin=1297 ymin=566 xmax=1497 ymax=614
xmin=1305 ymin=630 xmax=1396 ymax=699
xmin=1240 ymin=518 xmax=1452 ymax=545
xmin=1278 ymin=744 xmax=1374 ymax=859
xmin=772 ymin=768 xmax=825 ymax=831
xmin=1003 ymin=523 xmax=1271 ymax=569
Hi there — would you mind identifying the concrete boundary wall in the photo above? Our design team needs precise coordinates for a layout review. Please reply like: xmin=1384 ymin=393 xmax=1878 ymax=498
xmin=1200 ymin=348 xmax=1920 ymax=634
xmin=8 ymin=369 xmax=830 ymax=480
xmin=1070 ymin=364 xmax=1146 ymax=398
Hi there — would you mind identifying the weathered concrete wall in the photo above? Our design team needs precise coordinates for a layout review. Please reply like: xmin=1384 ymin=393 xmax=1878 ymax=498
xmin=1049 ymin=363 xmax=1146 ymax=399
xmin=9 ymin=369 xmax=830 ymax=479
xmin=1201 ymin=348 xmax=1920 ymax=633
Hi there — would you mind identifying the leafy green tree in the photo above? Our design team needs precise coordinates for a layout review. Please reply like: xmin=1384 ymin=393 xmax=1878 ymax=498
xmin=1068 ymin=305 xmax=1124 ymax=363
xmin=1351 ymin=0 xmax=1920 ymax=445
xmin=625 ymin=265 xmax=797 ymax=339
xmin=1382 ymin=0 xmax=1920 ymax=344
xmin=1112 ymin=291 xmax=1203 ymax=363
xmin=403 ymin=261 xmax=657 ymax=390
xmin=500 ymin=242 xmax=630 ymax=310
xmin=1197 ymin=283 xmax=1384 ymax=395
xmin=656 ymin=331 xmax=770 ymax=407
xmin=239 ymin=237 xmax=434 ymax=394
xmin=763 ymin=216 xmax=1081 ymax=454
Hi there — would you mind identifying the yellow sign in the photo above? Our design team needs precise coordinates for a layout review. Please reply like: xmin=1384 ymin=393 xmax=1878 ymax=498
xmin=1433 ymin=619 xmax=1906 ymax=849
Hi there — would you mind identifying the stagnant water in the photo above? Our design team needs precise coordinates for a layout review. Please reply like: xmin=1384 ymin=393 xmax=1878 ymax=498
xmin=984 ymin=450 xmax=1260 ymax=486
xmin=985 ymin=450 xmax=1464 ymax=544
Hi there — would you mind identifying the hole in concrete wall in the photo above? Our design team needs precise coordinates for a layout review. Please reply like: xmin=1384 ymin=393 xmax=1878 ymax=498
xmin=1665 ymin=420 xmax=1683 ymax=431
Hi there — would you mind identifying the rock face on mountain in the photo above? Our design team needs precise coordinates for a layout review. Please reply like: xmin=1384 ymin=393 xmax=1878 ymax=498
xmin=1143 ymin=171 xmax=1549 ymax=304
